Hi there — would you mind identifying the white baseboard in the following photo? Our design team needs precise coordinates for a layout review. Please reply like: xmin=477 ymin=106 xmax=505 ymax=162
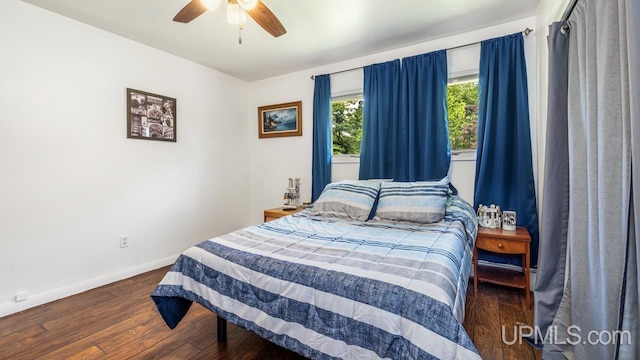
xmin=0 ymin=255 xmax=179 ymax=318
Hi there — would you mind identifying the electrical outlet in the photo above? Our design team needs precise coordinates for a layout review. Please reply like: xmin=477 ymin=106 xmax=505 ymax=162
xmin=120 ymin=235 xmax=129 ymax=248
xmin=15 ymin=292 xmax=27 ymax=302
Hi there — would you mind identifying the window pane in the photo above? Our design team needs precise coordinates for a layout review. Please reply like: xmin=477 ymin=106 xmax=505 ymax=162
xmin=332 ymin=96 xmax=363 ymax=155
xmin=447 ymin=80 xmax=479 ymax=151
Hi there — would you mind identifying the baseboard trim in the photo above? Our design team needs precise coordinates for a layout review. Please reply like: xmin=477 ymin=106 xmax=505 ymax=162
xmin=0 ymin=255 xmax=179 ymax=318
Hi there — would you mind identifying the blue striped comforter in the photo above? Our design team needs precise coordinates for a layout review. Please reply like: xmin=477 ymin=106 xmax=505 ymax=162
xmin=152 ymin=195 xmax=479 ymax=359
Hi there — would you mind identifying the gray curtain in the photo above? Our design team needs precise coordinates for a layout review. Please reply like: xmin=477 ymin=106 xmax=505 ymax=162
xmin=544 ymin=0 xmax=639 ymax=359
xmin=532 ymin=21 xmax=570 ymax=345
xmin=619 ymin=0 xmax=640 ymax=357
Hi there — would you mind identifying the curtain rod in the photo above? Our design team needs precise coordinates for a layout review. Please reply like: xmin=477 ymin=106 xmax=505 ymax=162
xmin=561 ymin=0 xmax=579 ymax=21
xmin=310 ymin=27 xmax=534 ymax=80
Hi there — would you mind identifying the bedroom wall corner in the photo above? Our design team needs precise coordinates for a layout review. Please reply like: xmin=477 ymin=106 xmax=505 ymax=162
xmin=0 ymin=0 xmax=251 ymax=317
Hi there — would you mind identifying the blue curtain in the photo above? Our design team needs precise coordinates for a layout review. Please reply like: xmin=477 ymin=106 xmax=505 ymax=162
xmin=359 ymin=60 xmax=401 ymax=180
xmin=359 ymin=52 xmax=449 ymax=182
xmin=475 ymin=33 xmax=539 ymax=266
xmin=399 ymin=50 xmax=450 ymax=181
xmin=311 ymin=74 xmax=332 ymax=202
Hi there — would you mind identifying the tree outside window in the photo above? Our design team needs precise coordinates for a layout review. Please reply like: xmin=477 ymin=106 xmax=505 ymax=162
xmin=447 ymin=80 xmax=479 ymax=151
xmin=332 ymin=96 xmax=363 ymax=155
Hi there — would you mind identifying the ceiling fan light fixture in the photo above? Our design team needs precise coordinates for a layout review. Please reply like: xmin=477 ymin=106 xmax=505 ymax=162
xmin=226 ymin=3 xmax=247 ymax=24
xmin=202 ymin=0 xmax=222 ymax=11
xmin=237 ymin=0 xmax=258 ymax=10
xmin=172 ymin=0 xmax=285 ymax=38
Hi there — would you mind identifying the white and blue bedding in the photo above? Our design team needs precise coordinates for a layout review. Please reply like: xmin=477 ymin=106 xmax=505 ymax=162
xmin=152 ymin=195 xmax=479 ymax=359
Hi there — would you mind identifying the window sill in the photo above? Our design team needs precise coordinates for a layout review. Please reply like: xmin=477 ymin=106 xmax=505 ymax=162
xmin=332 ymin=154 xmax=360 ymax=164
xmin=330 ymin=152 xmax=474 ymax=164
xmin=451 ymin=150 xmax=476 ymax=162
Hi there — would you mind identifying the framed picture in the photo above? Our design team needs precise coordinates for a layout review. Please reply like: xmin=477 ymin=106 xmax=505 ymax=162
xmin=127 ymin=88 xmax=176 ymax=142
xmin=258 ymin=101 xmax=302 ymax=138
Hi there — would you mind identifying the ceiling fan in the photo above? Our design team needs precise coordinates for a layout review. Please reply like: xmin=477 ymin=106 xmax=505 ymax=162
xmin=173 ymin=0 xmax=286 ymax=40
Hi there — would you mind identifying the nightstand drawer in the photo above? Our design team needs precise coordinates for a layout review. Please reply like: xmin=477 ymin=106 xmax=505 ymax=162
xmin=474 ymin=225 xmax=532 ymax=309
xmin=476 ymin=236 xmax=527 ymax=254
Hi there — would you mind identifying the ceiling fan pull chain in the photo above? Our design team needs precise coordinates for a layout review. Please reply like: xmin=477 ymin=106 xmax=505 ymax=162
xmin=238 ymin=8 xmax=243 ymax=44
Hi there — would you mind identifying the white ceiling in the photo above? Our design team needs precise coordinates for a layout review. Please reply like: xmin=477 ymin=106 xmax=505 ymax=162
xmin=21 ymin=0 xmax=539 ymax=82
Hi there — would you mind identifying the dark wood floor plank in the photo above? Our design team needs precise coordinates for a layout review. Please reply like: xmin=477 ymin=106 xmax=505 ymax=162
xmin=162 ymin=343 xmax=204 ymax=359
xmin=12 ymin=287 xmax=156 ymax=359
xmin=98 ymin=278 xmax=145 ymax=298
xmin=0 ymin=267 xmax=537 ymax=359
xmin=462 ymin=289 xmax=476 ymax=341
xmin=519 ymin=290 xmax=543 ymax=360
xmin=40 ymin=282 xmax=149 ymax=331
xmin=97 ymin=315 xmax=169 ymax=358
xmin=65 ymin=345 xmax=106 ymax=359
xmin=191 ymin=323 xmax=262 ymax=359
xmin=0 ymin=287 xmax=116 ymax=338
xmin=0 ymin=324 xmax=46 ymax=350
xmin=472 ymin=283 xmax=503 ymax=359
xmin=35 ymin=309 xmax=159 ymax=360
xmin=497 ymin=287 xmax=536 ymax=360
xmin=190 ymin=321 xmax=283 ymax=360
xmin=129 ymin=266 xmax=172 ymax=287
xmin=211 ymin=331 xmax=305 ymax=360
xmin=245 ymin=337 xmax=307 ymax=360
xmin=128 ymin=330 xmax=205 ymax=360
xmin=179 ymin=304 xmax=225 ymax=350
xmin=98 ymin=301 xmax=220 ymax=358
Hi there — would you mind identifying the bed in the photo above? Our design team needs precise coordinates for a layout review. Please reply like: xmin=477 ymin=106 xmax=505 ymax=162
xmin=151 ymin=178 xmax=480 ymax=359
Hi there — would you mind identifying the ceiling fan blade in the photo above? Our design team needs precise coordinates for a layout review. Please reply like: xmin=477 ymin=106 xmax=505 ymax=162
xmin=245 ymin=1 xmax=286 ymax=37
xmin=173 ymin=0 xmax=207 ymax=23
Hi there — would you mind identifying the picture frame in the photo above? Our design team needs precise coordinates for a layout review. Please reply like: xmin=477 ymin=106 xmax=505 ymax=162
xmin=127 ymin=88 xmax=176 ymax=142
xmin=258 ymin=101 xmax=302 ymax=138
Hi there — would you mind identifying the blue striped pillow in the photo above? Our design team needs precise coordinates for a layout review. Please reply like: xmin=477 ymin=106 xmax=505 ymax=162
xmin=310 ymin=180 xmax=381 ymax=221
xmin=373 ymin=177 xmax=450 ymax=224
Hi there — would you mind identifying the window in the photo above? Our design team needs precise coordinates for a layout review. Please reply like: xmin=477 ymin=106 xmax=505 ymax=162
xmin=447 ymin=78 xmax=479 ymax=151
xmin=330 ymin=84 xmax=476 ymax=155
xmin=331 ymin=95 xmax=363 ymax=155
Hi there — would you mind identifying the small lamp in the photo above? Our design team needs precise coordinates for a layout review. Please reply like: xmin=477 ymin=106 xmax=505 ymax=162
xmin=202 ymin=0 xmax=222 ymax=11
xmin=227 ymin=3 xmax=247 ymax=24
xmin=237 ymin=0 xmax=258 ymax=10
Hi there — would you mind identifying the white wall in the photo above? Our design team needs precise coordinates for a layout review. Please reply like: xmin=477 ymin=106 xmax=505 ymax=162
xmin=248 ymin=17 xmax=538 ymax=224
xmin=0 ymin=0 xmax=251 ymax=316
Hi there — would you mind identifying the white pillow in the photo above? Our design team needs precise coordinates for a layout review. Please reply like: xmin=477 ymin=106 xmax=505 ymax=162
xmin=373 ymin=177 xmax=450 ymax=224
xmin=310 ymin=180 xmax=382 ymax=221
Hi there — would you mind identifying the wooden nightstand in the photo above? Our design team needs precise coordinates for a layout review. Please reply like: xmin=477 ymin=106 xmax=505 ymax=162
xmin=474 ymin=226 xmax=531 ymax=309
xmin=263 ymin=207 xmax=304 ymax=222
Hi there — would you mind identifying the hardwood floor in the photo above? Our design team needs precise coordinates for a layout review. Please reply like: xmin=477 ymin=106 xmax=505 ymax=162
xmin=0 ymin=266 xmax=541 ymax=359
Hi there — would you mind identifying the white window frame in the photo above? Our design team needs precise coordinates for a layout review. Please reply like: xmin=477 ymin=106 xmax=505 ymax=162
xmin=331 ymin=92 xmax=363 ymax=164
xmin=448 ymin=74 xmax=479 ymax=162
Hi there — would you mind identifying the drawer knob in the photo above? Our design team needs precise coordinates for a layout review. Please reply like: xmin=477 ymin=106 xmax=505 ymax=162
xmin=497 ymin=243 xmax=504 ymax=249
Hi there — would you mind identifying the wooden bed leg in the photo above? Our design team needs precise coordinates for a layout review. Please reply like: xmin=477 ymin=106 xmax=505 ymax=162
xmin=217 ymin=315 xmax=227 ymax=342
